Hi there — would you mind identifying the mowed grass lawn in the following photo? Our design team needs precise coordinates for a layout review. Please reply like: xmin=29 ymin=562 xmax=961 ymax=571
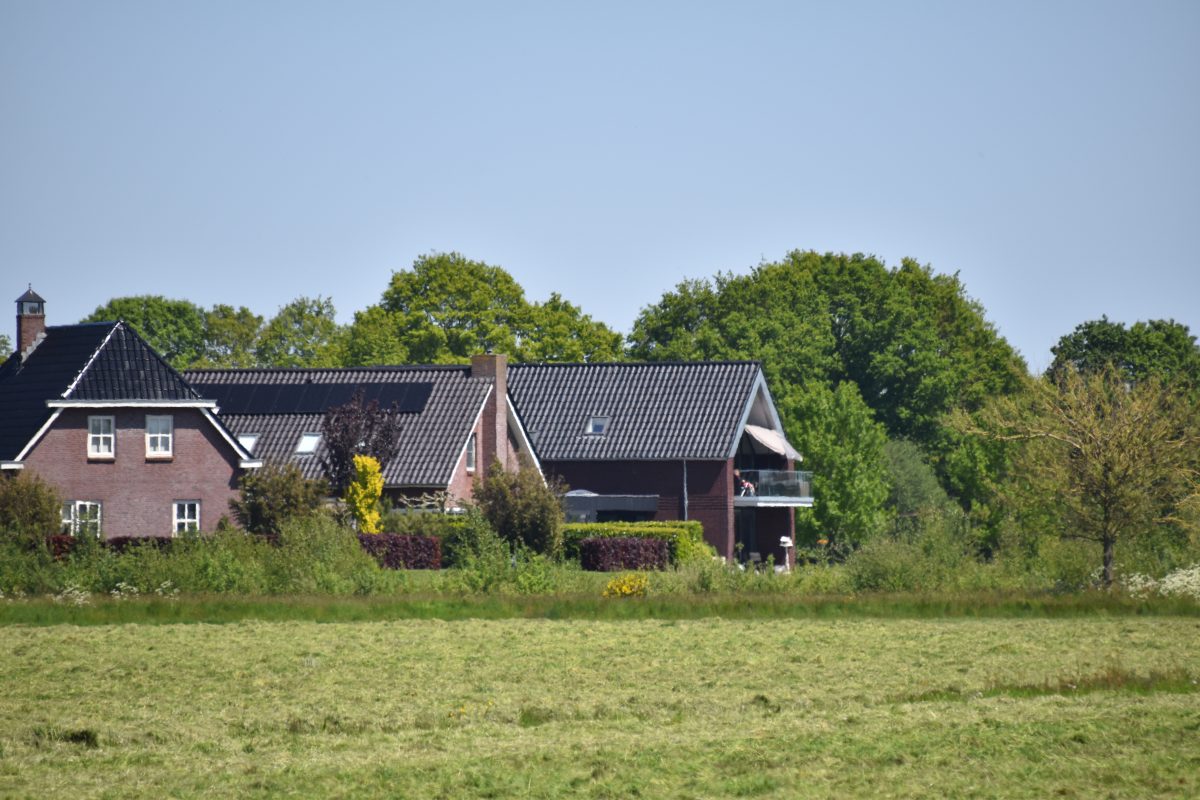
xmin=2 ymin=616 xmax=1198 ymax=798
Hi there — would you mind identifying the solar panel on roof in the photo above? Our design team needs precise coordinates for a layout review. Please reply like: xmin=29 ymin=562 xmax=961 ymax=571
xmin=202 ymin=382 xmax=433 ymax=415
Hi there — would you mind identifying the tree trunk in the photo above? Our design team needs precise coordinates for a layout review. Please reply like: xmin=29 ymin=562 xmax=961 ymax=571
xmin=1102 ymin=537 xmax=1115 ymax=589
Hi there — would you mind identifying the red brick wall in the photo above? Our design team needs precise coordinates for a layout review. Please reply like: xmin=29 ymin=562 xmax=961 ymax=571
xmin=444 ymin=413 xmax=486 ymax=508
xmin=23 ymin=408 xmax=244 ymax=539
xmin=540 ymin=458 xmax=736 ymax=558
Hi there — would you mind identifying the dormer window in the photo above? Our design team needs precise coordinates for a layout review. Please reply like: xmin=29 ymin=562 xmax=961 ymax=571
xmin=585 ymin=416 xmax=610 ymax=435
xmin=295 ymin=433 xmax=321 ymax=454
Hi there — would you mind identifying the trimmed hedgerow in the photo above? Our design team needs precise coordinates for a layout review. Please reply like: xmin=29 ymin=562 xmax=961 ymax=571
xmin=580 ymin=537 xmax=669 ymax=572
xmin=358 ymin=534 xmax=442 ymax=570
xmin=564 ymin=521 xmax=711 ymax=563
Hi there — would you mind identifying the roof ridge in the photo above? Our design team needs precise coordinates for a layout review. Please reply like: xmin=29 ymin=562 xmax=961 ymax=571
xmin=60 ymin=321 xmax=120 ymax=398
xmin=509 ymin=359 xmax=762 ymax=368
xmin=185 ymin=364 xmax=472 ymax=374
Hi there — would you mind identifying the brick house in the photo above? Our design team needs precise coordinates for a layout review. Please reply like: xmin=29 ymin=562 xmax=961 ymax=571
xmin=0 ymin=290 xmax=261 ymax=538
xmin=184 ymin=354 xmax=538 ymax=508
xmin=506 ymin=361 xmax=812 ymax=566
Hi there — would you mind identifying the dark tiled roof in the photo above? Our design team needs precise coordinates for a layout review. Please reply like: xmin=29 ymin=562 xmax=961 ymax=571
xmin=0 ymin=321 xmax=198 ymax=460
xmin=67 ymin=323 xmax=200 ymax=402
xmin=507 ymin=361 xmax=761 ymax=460
xmin=16 ymin=287 xmax=45 ymax=303
xmin=186 ymin=367 xmax=491 ymax=487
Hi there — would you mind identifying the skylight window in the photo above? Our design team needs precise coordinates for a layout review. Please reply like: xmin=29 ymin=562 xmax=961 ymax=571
xmin=295 ymin=433 xmax=321 ymax=454
xmin=237 ymin=434 xmax=259 ymax=454
xmin=585 ymin=416 xmax=610 ymax=435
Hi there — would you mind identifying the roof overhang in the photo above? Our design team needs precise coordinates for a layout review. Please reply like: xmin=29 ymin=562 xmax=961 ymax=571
xmin=734 ymin=495 xmax=813 ymax=508
xmin=47 ymin=400 xmax=218 ymax=409
xmin=1 ymin=461 xmax=24 ymax=470
xmin=562 ymin=493 xmax=659 ymax=513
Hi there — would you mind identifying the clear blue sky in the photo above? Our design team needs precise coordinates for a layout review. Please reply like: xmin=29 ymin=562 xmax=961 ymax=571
xmin=3 ymin=1 xmax=1197 ymax=370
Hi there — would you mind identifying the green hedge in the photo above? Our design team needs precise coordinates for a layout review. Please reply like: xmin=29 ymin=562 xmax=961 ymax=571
xmin=563 ymin=521 xmax=713 ymax=564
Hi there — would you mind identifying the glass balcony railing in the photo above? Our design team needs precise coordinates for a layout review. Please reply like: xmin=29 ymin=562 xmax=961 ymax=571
xmin=736 ymin=469 xmax=813 ymax=500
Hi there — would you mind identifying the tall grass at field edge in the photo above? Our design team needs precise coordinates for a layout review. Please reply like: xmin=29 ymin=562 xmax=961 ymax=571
xmin=1 ymin=590 xmax=1196 ymax=626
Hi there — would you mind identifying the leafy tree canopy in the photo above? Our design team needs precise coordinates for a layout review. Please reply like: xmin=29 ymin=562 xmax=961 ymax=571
xmin=782 ymin=381 xmax=890 ymax=548
xmin=344 ymin=252 xmax=625 ymax=366
xmin=630 ymin=251 xmax=1025 ymax=443
xmin=1050 ymin=316 xmax=1200 ymax=386
xmin=255 ymin=296 xmax=344 ymax=368
xmin=197 ymin=304 xmax=264 ymax=368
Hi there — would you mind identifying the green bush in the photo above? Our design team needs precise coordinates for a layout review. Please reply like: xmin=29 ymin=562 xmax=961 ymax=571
xmin=0 ymin=471 xmax=62 ymax=549
xmin=265 ymin=515 xmax=383 ymax=595
xmin=438 ymin=510 xmax=501 ymax=569
xmin=563 ymin=521 xmax=714 ymax=564
xmin=229 ymin=463 xmax=327 ymax=538
xmin=474 ymin=461 xmax=564 ymax=557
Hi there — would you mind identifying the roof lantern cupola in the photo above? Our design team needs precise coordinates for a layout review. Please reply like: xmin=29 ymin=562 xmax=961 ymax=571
xmin=16 ymin=285 xmax=47 ymax=358
xmin=17 ymin=285 xmax=45 ymax=316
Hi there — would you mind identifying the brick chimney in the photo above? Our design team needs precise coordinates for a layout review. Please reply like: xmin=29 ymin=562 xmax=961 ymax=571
xmin=470 ymin=353 xmax=509 ymax=475
xmin=15 ymin=286 xmax=46 ymax=359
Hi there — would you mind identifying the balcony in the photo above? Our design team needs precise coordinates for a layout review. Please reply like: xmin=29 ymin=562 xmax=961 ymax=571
xmin=734 ymin=469 xmax=813 ymax=508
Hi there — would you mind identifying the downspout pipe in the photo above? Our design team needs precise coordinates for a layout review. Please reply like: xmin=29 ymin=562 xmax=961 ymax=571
xmin=682 ymin=460 xmax=689 ymax=521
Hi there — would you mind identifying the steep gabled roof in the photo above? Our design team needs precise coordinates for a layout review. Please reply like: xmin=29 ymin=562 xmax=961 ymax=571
xmin=0 ymin=321 xmax=200 ymax=461
xmin=506 ymin=361 xmax=763 ymax=461
xmin=186 ymin=367 xmax=492 ymax=488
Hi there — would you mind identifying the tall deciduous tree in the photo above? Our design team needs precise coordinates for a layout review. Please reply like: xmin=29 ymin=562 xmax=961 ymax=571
xmin=959 ymin=366 xmax=1200 ymax=587
xmin=255 ymin=296 xmax=343 ymax=368
xmin=320 ymin=391 xmax=404 ymax=494
xmin=199 ymin=304 xmax=263 ymax=368
xmin=629 ymin=251 xmax=1026 ymax=520
xmin=518 ymin=293 xmax=624 ymax=363
xmin=382 ymin=252 xmax=528 ymax=361
xmin=1050 ymin=316 xmax=1200 ymax=386
xmin=346 ymin=252 xmax=625 ymax=366
xmin=780 ymin=381 xmax=890 ymax=548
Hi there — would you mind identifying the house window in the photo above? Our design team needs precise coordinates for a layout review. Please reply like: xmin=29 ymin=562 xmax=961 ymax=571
xmin=88 ymin=416 xmax=115 ymax=458
xmin=295 ymin=433 xmax=321 ymax=454
xmin=585 ymin=416 xmax=610 ymax=435
xmin=173 ymin=501 xmax=200 ymax=534
xmin=237 ymin=434 xmax=259 ymax=454
xmin=466 ymin=432 xmax=477 ymax=472
xmin=145 ymin=415 xmax=173 ymax=457
xmin=62 ymin=501 xmax=102 ymax=537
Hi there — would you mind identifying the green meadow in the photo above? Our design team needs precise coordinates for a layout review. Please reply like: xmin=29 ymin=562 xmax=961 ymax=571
xmin=2 ymin=613 xmax=1197 ymax=798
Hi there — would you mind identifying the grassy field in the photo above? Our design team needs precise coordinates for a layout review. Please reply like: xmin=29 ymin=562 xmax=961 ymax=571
xmin=2 ymin=613 xmax=1198 ymax=798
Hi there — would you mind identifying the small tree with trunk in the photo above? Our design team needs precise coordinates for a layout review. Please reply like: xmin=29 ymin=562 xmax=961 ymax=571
xmin=320 ymin=390 xmax=404 ymax=495
xmin=957 ymin=365 xmax=1199 ymax=587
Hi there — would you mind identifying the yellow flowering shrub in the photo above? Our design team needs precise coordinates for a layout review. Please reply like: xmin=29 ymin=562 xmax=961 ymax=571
xmin=345 ymin=455 xmax=384 ymax=534
xmin=602 ymin=572 xmax=650 ymax=598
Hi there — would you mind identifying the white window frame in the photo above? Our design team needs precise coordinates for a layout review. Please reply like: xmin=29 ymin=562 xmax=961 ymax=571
xmin=145 ymin=415 xmax=173 ymax=458
xmin=88 ymin=415 xmax=115 ymax=459
xmin=466 ymin=432 xmax=477 ymax=473
xmin=62 ymin=500 xmax=102 ymax=538
xmin=585 ymin=416 xmax=610 ymax=435
xmin=173 ymin=500 xmax=200 ymax=534
xmin=295 ymin=433 xmax=321 ymax=455
xmin=237 ymin=433 xmax=259 ymax=454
